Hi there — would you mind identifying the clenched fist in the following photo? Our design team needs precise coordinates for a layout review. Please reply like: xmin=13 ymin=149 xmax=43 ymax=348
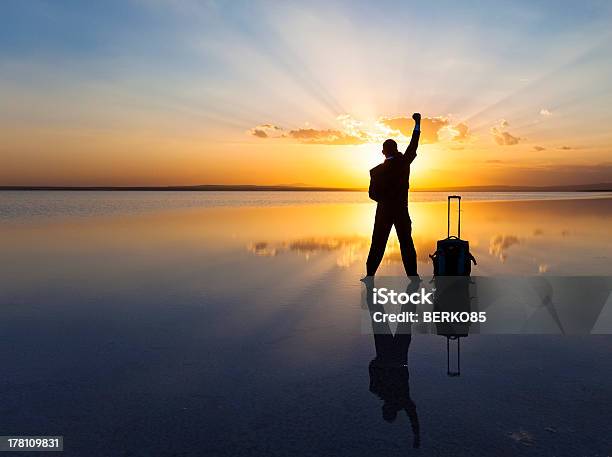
xmin=412 ymin=112 xmax=421 ymax=122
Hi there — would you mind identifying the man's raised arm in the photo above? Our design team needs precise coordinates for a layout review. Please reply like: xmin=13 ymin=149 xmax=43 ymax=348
xmin=404 ymin=113 xmax=421 ymax=163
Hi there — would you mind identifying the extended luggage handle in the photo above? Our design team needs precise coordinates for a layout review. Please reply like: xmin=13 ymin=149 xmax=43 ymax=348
xmin=447 ymin=335 xmax=461 ymax=377
xmin=447 ymin=195 xmax=461 ymax=239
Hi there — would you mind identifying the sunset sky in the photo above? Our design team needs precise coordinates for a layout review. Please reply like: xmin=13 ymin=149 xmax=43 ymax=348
xmin=1 ymin=0 xmax=611 ymax=188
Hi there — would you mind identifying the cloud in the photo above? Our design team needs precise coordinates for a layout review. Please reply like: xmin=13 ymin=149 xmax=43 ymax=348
xmin=486 ymin=159 xmax=503 ymax=163
xmin=248 ymin=122 xmax=369 ymax=145
xmin=249 ymin=114 xmax=470 ymax=146
xmin=251 ymin=129 xmax=268 ymax=138
xmin=559 ymin=145 xmax=573 ymax=150
xmin=491 ymin=128 xmax=521 ymax=145
xmin=288 ymin=128 xmax=367 ymax=145
xmin=382 ymin=116 xmax=447 ymax=143
xmin=540 ymin=109 xmax=552 ymax=116
xmin=336 ymin=114 xmax=367 ymax=138
xmin=378 ymin=116 xmax=425 ymax=137
xmin=452 ymin=122 xmax=470 ymax=141
xmin=249 ymin=124 xmax=284 ymax=138
xmin=533 ymin=145 xmax=546 ymax=151
xmin=248 ymin=115 xmax=371 ymax=145
xmin=378 ymin=116 xmax=469 ymax=143
xmin=490 ymin=120 xmax=521 ymax=145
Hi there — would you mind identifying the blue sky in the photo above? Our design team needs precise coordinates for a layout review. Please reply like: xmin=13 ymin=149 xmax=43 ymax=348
xmin=1 ymin=0 xmax=611 ymax=186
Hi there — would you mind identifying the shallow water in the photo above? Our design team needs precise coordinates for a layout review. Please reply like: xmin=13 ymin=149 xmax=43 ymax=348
xmin=1 ymin=190 xmax=611 ymax=220
xmin=0 ymin=192 xmax=611 ymax=455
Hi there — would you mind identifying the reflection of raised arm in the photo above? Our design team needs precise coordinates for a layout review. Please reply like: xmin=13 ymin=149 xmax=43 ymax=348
xmin=406 ymin=401 xmax=420 ymax=448
xmin=404 ymin=113 xmax=421 ymax=164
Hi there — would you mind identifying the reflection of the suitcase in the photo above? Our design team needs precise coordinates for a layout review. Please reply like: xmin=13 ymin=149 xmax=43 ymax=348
xmin=432 ymin=276 xmax=475 ymax=376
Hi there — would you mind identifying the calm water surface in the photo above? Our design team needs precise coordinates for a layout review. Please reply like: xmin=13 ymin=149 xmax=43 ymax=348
xmin=1 ymin=190 xmax=611 ymax=219
xmin=0 ymin=191 xmax=611 ymax=456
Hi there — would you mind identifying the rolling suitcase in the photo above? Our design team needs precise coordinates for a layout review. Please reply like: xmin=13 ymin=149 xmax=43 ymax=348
xmin=430 ymin=195 xmax=476 ymax=376
xmin=430 ymin=196 xmax=477 ymax=276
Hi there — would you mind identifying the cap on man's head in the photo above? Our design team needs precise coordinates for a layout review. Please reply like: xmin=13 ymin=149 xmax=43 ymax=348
xmin=383 ymin=139 xmax=398 ymax=156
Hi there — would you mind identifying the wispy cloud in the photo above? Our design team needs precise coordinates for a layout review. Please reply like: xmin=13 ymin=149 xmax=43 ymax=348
xmin=248 ymin=114 xmax=471 ymax=146
xmin=248 ymin=115 xmax=370 ymax=145
xmin=491 ymin=129 xmax=521 ymax=145
xmin=378 ymin=116 xmax=469 ymax=144
xmin=451 ymin=122 xmax=470 ymax=141
xmin=249 ymin=124 xmax=284 ymax=138
xmin=490 ymin=120 xmax=521 ymax=145
xmin=287 ymin=128 xmax=367 ymax=145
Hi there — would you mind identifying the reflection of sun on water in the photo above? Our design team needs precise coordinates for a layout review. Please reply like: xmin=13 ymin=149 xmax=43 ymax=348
xmin=248 ymin=234 xmax=448 ymax=270
xmin=242 ymin=198 xmax=612 ymax=275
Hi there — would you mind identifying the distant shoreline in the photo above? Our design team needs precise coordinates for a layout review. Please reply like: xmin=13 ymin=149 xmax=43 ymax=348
xmin=1 ymin=183 xmax=611 ymax=192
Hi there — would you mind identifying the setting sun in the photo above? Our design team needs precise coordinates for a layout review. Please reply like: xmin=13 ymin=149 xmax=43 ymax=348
xmin=1 ymin=1 xmax=611 ymax=188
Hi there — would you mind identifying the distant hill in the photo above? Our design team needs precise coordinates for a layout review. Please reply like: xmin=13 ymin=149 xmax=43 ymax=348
xmin=1 ymin=183 xmax=611 ymax=192
xmin=412 ymin=183 xmax=612 ymax=192
xmin=0 ymin=184 xmax=363 ymax=192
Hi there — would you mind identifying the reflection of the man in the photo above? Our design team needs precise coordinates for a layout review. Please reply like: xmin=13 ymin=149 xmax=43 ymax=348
xmin=363 ymin=278 xmax=420 ymax=449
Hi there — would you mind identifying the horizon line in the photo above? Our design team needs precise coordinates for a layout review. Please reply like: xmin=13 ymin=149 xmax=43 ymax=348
xmin=1 ymin=183 xmax=611 ymax=192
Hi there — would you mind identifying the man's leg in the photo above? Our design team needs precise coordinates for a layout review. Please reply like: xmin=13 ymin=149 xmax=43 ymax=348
xmin=394 ymin=207 xmax=418 ymax=277
xmin=366 ymin=204 xmax=393 ymax=276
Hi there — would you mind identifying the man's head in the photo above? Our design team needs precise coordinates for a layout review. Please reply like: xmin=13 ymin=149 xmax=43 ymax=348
xmin=382 ymin=403 xmax=399 ymax=422
xmin=382 ymin=139 xmax=398 ymax=157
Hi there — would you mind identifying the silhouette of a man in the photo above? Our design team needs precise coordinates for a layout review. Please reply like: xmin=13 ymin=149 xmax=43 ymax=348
xmin=365 ymin=112 xmax=421 ymax=278
xmin=364 ymin=278 xmax=420 ymax=448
